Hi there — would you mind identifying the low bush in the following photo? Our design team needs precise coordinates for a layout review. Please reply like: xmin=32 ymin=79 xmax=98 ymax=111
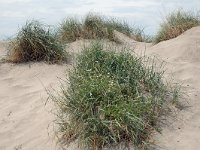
xmin=52 ymin=42 xmax=178 ymax=149
xmin=8 ymin=20 xmax=67 ymax=63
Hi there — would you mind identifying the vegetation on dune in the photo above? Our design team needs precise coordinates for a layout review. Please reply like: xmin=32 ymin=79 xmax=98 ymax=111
xmin=132 ymin=28 xmax=153 ymax=43
xmin=154 ymin=10 xmax=200 ymax=43
xmin=51 ymin=42 xmax=179 ymax=149
xmin=82 ymin=14 xmax=110 ymax=40
xmin=103 ymin=17 xmax=133 ymax=37
xmin=8 ymin=20 xmax=67 ymax=63
xmin=58 ymin=13 xmax=151 ymax=43
xmin=58 ymin=17 xmax=82 ymax=43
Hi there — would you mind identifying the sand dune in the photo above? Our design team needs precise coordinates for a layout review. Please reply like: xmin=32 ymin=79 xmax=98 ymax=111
xmin=148 ymin=26 xmax=200 ymax=63
xmin=0 ymin=62 xmax=68 ymax=150
xmin=0 ymin=26 xmax=200 ymax=150
xmin=149 ymin=27 xmax=200 ymax=150
xmin=146 ymin=27 xmax=200 ymax=90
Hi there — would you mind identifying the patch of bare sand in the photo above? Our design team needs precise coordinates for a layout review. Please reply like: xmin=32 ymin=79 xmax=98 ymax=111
xmin=146 ymin=26 xmax=200 ymax=150
xmin=0 ymin=59 xmax=68 ymax=149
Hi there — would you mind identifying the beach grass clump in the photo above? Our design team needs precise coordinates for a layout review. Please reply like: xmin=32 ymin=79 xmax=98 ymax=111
xmin=155 ymin=10 xmax=200 ymax=43
xmin=82 ymin=14 xmax=134 ymax=42
xmin=52 ymin=42 xmax=178 ymax=149
xmin=104 ymin=18 xmax=133 ymax=36
xmin=82 ymin=14 xmax=109 ymax=39
xmin=58 ymin=13 xmax=150 ymax=43
xmin=58 ymin=17 xmax=82 ymax=43
xmin=8 ymin=20 xmax=67 ymax=63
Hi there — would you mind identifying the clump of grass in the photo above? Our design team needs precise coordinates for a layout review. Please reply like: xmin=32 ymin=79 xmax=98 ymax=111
xmin=58 ymin=17 xmax=82 ymax=43
xmin=155 ymin=10 xmax=200 ymax=43
xmin=82 ymin=14 xmax=135 ymax=42
xmin=82 ymin=14 xmax=110 ymax=40
xmin=52 ymin=42 xmax=178 ymax=149
xmin=104 ymin=18 xmax=133 ymax=36
xmin=58 ymin=13 xmax=150 ymax=43
xmin=8 ymin=20 xmax=67 ymax=63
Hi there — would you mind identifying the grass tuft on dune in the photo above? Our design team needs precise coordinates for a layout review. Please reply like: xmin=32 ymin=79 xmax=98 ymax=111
xmin=58 ymin=13 xmax=151 ymax=43
xmin=154 ymin=10 xmax=200 ymax=43
xmin=7 ymin=20 xmax=67 ymax=63
xmin=58 ymin=17 xmax=82 ymax=43
xmin=51 ymin=42 xmax=179 ymax=149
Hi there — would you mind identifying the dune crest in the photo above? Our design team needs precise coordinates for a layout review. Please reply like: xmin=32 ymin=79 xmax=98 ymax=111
xmin=148 ymin=26 xmax=200 ymax=63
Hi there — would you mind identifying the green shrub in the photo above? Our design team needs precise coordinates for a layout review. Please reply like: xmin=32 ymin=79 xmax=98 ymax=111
xmin=52 ymin=42 xmax=178 ymax=149
xmin=155 ymin=10 xmax=200 ymax=43
xmin=8 ymin=20 xmax=67 ymax=63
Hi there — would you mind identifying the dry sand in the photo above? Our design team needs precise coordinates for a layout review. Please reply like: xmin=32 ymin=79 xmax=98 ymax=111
xmin=0 ymin=26 xmax=200 ymax=150
xmin=0 ymin=62 xmax=68 ymax=150
xmin=148 ymin=27 xmax=200 ymax=150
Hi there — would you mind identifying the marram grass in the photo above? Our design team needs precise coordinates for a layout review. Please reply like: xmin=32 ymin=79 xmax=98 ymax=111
xmin=51 ymin=42 xmax=179 ymax=149
xmin=58 ymin=17 xmax=82 ymax=43
xmin=8 ymin=20 xmax=67 ymax=63
xmin=154 ymin=10 xmax=200 ymax=43
xmin=58 ymin=13 xmax=151 ymax=43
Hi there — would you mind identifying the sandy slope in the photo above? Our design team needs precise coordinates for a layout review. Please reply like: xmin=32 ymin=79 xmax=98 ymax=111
xmin=0 ymin=58 xmax=68 ymax=149
xmin=0 ymin=26 xmax=200 ymax=150
xmin=147 ymin=27 xmax=200 ymax=150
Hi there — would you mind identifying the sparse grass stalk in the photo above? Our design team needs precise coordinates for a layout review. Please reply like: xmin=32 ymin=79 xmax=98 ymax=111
xmin=132 ymin=28 xmax=153 ymax=43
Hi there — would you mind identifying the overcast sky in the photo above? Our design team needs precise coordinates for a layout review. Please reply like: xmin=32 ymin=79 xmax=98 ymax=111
xmin=0 ymin=0 xmax=199 ymax=39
